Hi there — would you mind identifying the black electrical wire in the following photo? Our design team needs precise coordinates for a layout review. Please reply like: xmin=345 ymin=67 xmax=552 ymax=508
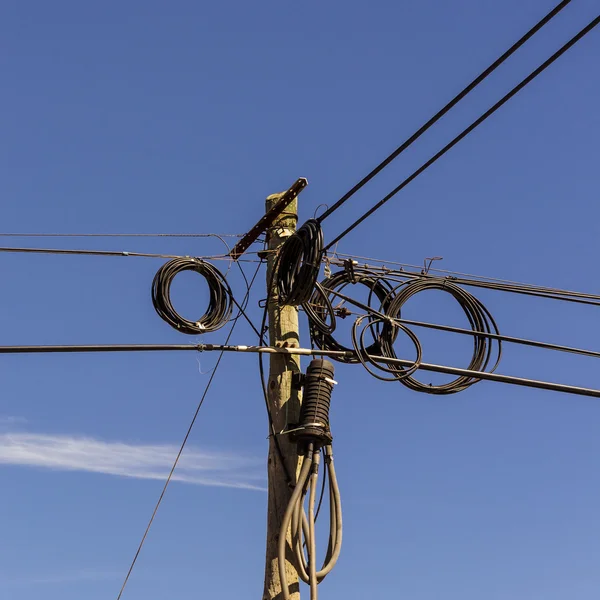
xmin=395 ymin=280 xmax=499 ymax=392
xmin=332 ymin=253 xmax=600 ymax=298
xmin=275 ymin=218 xmax=336 ymax=336
xmin=357 ymin=263 xmax=600 ymax=308
xmin=259 ymin=249 xmax=296 ymax=488
xmin=359 ymin=278 xmax=501 ymax=393
xmin=0 ymin=232 xmax=243 ymax=238
xmin=0 ymin=245 xmax=264 ymax=262
xmin=324 ymin=14 xmax=600 ymax=250
xmin=0 ymin=246 xmax=186 ymax=259
xmin=152 ymin=258 xmax=233 ymax=335
xmin=311 ymin=276 xmax=501 ymax=394
xmin=316 ymin=0 xmax=572 ymax=224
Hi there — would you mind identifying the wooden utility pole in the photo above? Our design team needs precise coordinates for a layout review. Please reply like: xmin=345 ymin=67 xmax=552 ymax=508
xmin=262 ymin=192 xmax=302 ymax=600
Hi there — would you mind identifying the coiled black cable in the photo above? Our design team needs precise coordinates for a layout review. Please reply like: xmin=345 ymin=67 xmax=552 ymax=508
xmin=379 ymin=278 xmax=502 ymax=394
xmin=277 ymin=219 xmax=324 ymax=307
xmin=308 ymin=268 xmax=397 ymax=363
xmin=152 ymin=257 xmax=233 ymax=334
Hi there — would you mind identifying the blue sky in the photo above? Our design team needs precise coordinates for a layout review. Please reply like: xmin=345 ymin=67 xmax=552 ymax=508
xmin=1 ymin=0 xmax=600 ymax=598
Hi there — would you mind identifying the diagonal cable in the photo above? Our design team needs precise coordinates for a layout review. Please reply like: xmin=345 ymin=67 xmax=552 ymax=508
xmin=325 ymin=13 xmax=600 ymax=250
xmin=115 ymin=261 xmax=262 ymax=600
xmin=316 ymin=0 xmax=571 ymax=224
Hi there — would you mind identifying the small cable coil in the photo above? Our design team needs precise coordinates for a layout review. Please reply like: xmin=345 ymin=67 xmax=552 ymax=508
xmin=152 ymin=257 xmax=233 ymax=335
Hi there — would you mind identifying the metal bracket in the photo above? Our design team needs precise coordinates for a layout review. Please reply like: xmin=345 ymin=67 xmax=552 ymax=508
xmin=229 ymin=178 xmax=308 ymax=260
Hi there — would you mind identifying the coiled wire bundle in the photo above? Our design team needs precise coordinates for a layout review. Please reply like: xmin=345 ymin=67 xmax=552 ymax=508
xmin=277 ymin=219 xmax=323 ymax=306
xmin=354 ymin=277 xmax=502 ymax=394
xmin=152 ymin=257 xmax=233 ymax=334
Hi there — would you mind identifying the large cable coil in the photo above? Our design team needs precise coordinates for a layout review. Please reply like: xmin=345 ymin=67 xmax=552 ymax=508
xmin=363 ymin=278 xmax=502 ymax=394
xmin=152 ymin=257 xmax=233 ymax=335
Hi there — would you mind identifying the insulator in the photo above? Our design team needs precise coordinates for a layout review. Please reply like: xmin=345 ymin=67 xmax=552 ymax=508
xmin=295 ymin=359 xmax=336 ymax=445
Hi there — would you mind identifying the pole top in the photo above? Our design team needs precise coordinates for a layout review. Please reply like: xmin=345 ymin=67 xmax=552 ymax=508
xmin=229 ymin=178 xmax=308 ymax=260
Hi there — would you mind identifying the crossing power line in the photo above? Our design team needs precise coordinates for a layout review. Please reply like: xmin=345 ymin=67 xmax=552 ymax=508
xmin=323 ymin=13 xmax=600 ymax=250
xmin=316 ymin=0 xmax=572 ymax=225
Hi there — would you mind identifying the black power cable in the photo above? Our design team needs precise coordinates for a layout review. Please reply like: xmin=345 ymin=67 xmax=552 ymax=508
xmin=325 ymin=13 xmax=600 ymax=251
xmin=380 ymin=279 xmax=501 ymax=393
xmin=309 ymin=275 xmax=502 ymax=394
xmin=152 ymin=258 xmax=233 ymax=335
xmin=316 ymin=0 xmax=572 ymax=225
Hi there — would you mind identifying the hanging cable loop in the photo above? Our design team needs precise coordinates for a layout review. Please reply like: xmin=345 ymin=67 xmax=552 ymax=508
xmin=279 ymin=360 xmax=343 ymax=600
xmin=152 ymin=257 xmax=233 ymax=334
xmin=277 ymin=219 xmax=324 ymax=307
xmin=382 ymin=278 xmax=502 ymax=393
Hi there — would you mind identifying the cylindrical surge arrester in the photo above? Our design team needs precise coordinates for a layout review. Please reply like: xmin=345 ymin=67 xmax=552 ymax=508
xmin=295 ymin=359 xmax=336 ymax=446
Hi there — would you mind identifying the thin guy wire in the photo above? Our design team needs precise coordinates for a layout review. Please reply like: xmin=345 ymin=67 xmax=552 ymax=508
xmin=325 ymin=14 xmax=600 ymax=250
xmin=115 ymin=262 xmax=262 ymax=600
xmin=316 ymin=0 xmax=572 ymax=223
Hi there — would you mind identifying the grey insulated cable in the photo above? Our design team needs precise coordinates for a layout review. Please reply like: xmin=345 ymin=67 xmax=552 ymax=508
xmin=278 ymin=360 xmax=343 ymax=600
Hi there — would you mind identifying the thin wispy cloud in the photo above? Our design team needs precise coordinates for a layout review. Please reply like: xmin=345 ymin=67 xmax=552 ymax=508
xmin=0 ymin=432 xmax=265 ymax=491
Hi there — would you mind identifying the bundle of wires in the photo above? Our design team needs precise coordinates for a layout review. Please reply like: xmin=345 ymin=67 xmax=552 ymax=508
xmin=276 ymin=218 xmax=323 ymax=299
xmin=278 ymin=359 xmax=342 ymax=600
xmin=356 ymin=278 xmax=502 ymax=394
xmin=152 ymin=257 xmax=233 ymax=334
xmin=279 ymin=443 xmax=342 ymax=600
